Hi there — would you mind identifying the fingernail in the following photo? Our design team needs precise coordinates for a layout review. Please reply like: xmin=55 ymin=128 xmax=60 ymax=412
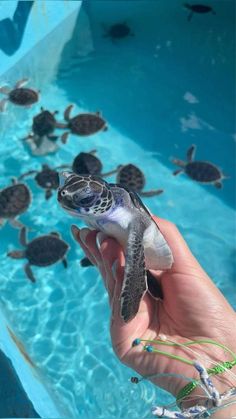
xmin=96 ymin=232 xmax=107 ymax=250
xmin=71 ymin=225 xmax=80 ymax=241
xmin=112 ymin=260 xmax=118 ymax=279
xmin=80 ymin=228 xmax=90 ymax=245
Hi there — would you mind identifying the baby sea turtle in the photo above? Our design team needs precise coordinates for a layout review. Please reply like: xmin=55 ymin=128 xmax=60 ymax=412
xmin=61 ymin=105 xmax=108 ymax=143
xmin=172 ymin=145 xmax=226 ymax=188
xmin=184 ymin=3 xmax=216 ymax=21
xmin=58 ymin=173 xmax=173 ymax=322
xmin=19 ymin=164 xmax=61 ymax=200
xmin=103 ymin=22 xmax=134 ymax=40
xmin=0 ymin=179 xmax=31 ymax=229
xmin=24 ymin=107 xmax=67 ymax=143
xmin=71 ymin=150 xmax=118 ymax=177
xmin=8 ymin=228 xmax=69 ymax=283
xmin=116 ymin=164 xmax=163 ymax=197
xmin=0 ymin=78 xmax=40 ymax=111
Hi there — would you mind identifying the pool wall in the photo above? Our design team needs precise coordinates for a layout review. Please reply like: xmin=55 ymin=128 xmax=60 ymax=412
xmin=0 ymin=1 xmax=82 ymax=416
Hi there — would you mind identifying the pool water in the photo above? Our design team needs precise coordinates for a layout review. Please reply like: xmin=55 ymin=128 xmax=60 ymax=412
xmin=0 ymin=1 xmax=235 ymax=417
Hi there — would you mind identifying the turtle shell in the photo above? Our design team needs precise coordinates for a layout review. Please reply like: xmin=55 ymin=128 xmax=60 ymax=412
xmin=72 ymin=152 xmax=102 ymax=175
xmin=9 ymin=88 xmax=39 ymax=106
xmin=32 ymin=111 xmax=56 ymax=136
xmin=185 ymin=161 xmax=221 ymax=183
xmin=35 ymin=168 xmax=59 ymax=190
xmin=69 ymin=114 xmax=106 ymax=136
xmin=0 ymin=183 xmax=31 ymax=218
xmin=117 ymin=164 xmax=145 ymax=192
xmin=108 ymin=23 xmax=131 ymax=38
xmin=25 ymin=235 xmax=68 ymax=266
xmin=189 ymin=5 xmax=212 ymax=13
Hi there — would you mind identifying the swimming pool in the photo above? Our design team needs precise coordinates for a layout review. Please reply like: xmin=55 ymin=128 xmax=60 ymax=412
xmin=0 ymin=1 xmax=235 ymax=417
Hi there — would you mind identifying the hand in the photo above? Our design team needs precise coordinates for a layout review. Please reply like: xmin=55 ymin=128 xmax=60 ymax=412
xmin=71 ymin=217 xmax=236 ymax=405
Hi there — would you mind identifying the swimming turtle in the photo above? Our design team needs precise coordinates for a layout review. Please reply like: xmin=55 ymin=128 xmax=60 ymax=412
xmin=0 ymin=179 xmax=31 ymax=229
xmin=19 ymin=164 xmax=61 ymax=199
xmin=116 ymin=164 xmax=163 ymax=197
xmin=172 ymin=145 xmax=226 ymax=188
xmin=57 ymin=172 xmax=173 ymax=322
xmin=8 ymin=228 xmax=69 ymax=283
xmin=23 ymin=107 xmax=66 ymax=143
xmin=61 ymin=105 xmax=108 ymax=143
xmin=71 ymin=150 xmax=118 ymax=177
xmin=0 ymin=78 xmax=40 ymax=112
xmin=103 ymin=22 xmax=134 ymax=39
xmin=184 ymin=3 xmax=216 ymax=21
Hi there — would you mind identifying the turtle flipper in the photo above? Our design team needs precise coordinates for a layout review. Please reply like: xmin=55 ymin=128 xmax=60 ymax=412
xmin=187 ymin=145 xmax=196 ymax=162
xmin=80 ymin=256 xmax=94 ymax=267
xmin=214 ymin=181 xmax=222 ymax=189
xmin=9 ymin=218 xmax=26 ymax=229
xmin=62 ymin=258 xmax=68 ymax=268
xmin=120 ymin=220 xmax=147 ymax=323
xmin=24 ymin=263 xmax=36 ymax=283
xmin=19 ymin=227 xmax=28 ymax=246
xmin=0 ymin=98 xmax=8 ymax=112
xmin=45 ymin=189 xmax=53 ymax=200
xmin=61 ymin=132 xmax=70 ymax=144
xmin=0 ymin=218 xmax=5 ymax=227
xmin=140 ymin=189 xmax=163 ymax=197
xmin=64 ymin=104 xmax=73 ymax=121
xmin=146 ymin=271 xmax=163 ymax=300
xmin=7 ymin=250 xmax=25 ymax=259
xmin=15 ymin=78 xmax=29 ymax=88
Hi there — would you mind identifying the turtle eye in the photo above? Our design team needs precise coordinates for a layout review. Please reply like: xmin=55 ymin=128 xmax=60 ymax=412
xmin=73 ymin=194 xmax=95 ymax=207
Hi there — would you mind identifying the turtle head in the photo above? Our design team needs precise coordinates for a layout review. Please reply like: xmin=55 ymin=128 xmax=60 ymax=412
xmin=57 ymin=172 xmax=114 ymax=217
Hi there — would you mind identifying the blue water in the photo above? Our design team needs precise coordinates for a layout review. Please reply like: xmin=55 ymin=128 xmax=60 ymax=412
xmin=0 ymin=1 xmax=235 ymax=417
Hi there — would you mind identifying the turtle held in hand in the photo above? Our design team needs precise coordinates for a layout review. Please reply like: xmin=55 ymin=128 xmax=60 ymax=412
xmin=57 ymin=172 xmax=173 ymax=323
xmin=172 ymin=145 xmax=227 ymax=188
xmin=116 ymin=163 xmax=163 ymax=197
xmin=0 ymin=78 xmax=40 ymax=111
xmin=8 ymin=228 xmax=69 ymax=283
xmin=61 ymin=105 xmax=108 ymax=143
xmin=0 ymin=179 xmax=31 ymax=229
xmin=184 ymin=3 xmax=216 ymax=21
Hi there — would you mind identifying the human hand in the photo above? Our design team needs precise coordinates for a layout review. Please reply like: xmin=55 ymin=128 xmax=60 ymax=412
xmin=71 ymin=217 xmax=236 ymax=405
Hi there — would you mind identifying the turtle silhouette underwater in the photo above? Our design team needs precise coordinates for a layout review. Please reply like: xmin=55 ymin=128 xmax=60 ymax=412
xmin=115 ymin=164 xmax=163 ymax=197
xmin=184 ymin=3 xmax=216 ymax=21
xmin=57 ymin=172 xmax=173 ymax=322
xmin=0 ymin=179 xmax=31 ymax=229
xmin=8 ymin=228 xmax=69 ymax=283
xmin=172 ymin=145 xmax=226 ymax=188
xmin=23 ymin=107 xmax=67 ymax=143
xmin=60 ymin=105 xmax=108 ymax=143
xmin=19 ymin=164 xmax=62 ymax=200
xmin=103 ymin=22 xmax=134 ymax=40
xmin=0 ymin=78 xmax=40 ymax=111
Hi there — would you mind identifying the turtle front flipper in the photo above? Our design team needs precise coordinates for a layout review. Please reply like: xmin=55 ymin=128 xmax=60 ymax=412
xmin=24 ymin=263 xmax=36 ymax=283
xmin=9 ymin=218 xmax=26 ymax=229
xmin=45 ymin=189 xmax=53 ymax=200
xmin=80 ymin=256 xmax=94 ymax=267
xmin=140 ymin=189 xmax=163 ymax=197
xmin=61 ymin=132 xmax=70 ymax=144
xmin=187 ymin=144 xmax=196 ymax=162
xmin=15 ymin=78 xmax=29 ymax=88
xmin=62 ymin=258 xmax=68 ymax=268
xmin=0 ymin=98 xmax=8 ymax=112
xmin=120 ymin=220 xmax=147 ymax=323
xmin=20 ymin=227 xmax=28 ymax=246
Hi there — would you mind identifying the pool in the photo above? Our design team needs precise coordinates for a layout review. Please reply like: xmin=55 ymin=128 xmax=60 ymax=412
xmin=0 ymin=1 xmax=235 ymax=417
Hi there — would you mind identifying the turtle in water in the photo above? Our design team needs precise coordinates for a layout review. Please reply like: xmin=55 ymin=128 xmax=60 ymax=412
xmin=23 ymin=107 xmax=67 ymax=143
xmin=0 ymin=78 xmax=40 ymax=112
xmin=184 ymin=3 xmax=216 ymax=21
xmin=71 ymin=150 xmax=118 ymax=177
xmin=172 ymin=145 xmax=226 ymax=188
xmin=60 ymin=105 xmax=108 ymax=143
xmin=103 ymin=22 xmax=134 ymax=40
xmin=0 ymin=179 xmax=31 ymax=229
xmin=57 ymin=172 xmax=173 ymax=322
xmin=116 ymin=164 xmax=164 ymax=197
xmin=8 ymin=228 xmax=69 ymax=283
xmin=19 ymin=164 xmax=61 ymax=200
